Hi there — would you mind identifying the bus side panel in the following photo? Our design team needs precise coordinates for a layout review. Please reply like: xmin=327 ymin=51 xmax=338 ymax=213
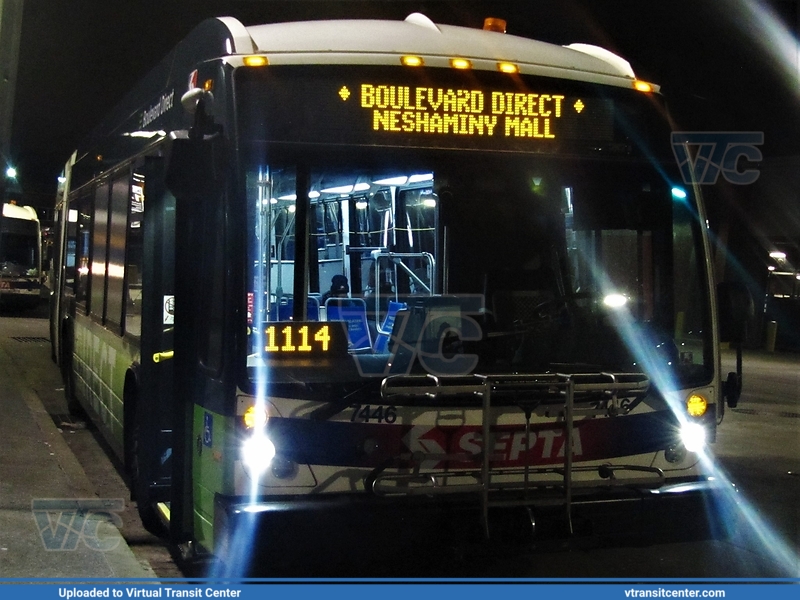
xmin=191 ymin=405 xmax=237 ymax=553
xmin=72 ymin=313 xmax=138 ymax=458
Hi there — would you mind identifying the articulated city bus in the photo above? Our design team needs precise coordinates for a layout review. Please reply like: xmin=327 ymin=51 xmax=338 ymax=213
xmin=50 ymin=14 xmax=748 ymax=564
xmin=0 ymin=202 xmax=42 ymax=307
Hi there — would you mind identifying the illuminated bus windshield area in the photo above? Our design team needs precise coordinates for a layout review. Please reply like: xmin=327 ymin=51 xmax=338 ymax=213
xmin=0 ymin=221 xmax=39 ymax=276
xmin=243 ymin=150 xmax=711 ymax=389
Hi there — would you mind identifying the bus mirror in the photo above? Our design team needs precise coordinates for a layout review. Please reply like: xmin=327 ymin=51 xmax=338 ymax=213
xmin=181 ymin=88 xmax=206 ymax=115
xmin=717 ymin=281 xmax=754 ymax=344
xmin=165 ymin=133 xmax=225 ymax=200
xmin=180 ymin=88 xmax=218 ymax=140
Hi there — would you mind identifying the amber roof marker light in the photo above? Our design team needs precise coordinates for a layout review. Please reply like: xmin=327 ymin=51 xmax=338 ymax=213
xmin=401 ymin=55 xmax=425 ymax=67
xmin=450 ymin=58 xmax=473 ymax=70
xmin=633 ymin=79 xmax=655 ymax=93
xmin=484 ymin=18 xmax=507 ymax=33
xmin=243 ymin=55 xmax=269 ymax=67
xmin=497 ymin=62 xmax=519 ymax=74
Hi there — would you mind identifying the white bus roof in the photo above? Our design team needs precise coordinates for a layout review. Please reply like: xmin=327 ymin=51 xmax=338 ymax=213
xmin=65 ymin=13 xmax=658 ymax=189
xmin=2 ymin=203 xmax=38 ymax=221
xmin=239 ymin=14 xmax=644 ymax=89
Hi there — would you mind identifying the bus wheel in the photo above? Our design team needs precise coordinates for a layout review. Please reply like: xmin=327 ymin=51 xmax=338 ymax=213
xmin=129 ymin=401 xmax=167 ymax=537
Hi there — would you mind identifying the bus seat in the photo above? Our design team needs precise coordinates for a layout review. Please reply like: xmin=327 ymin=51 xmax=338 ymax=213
xmin=269 ymin=297 xmax=289 ymax=321
xmin=306 ymin=296 xmax=320 ymax=321
xmin=325 ymin=297 xmax=372 ymax=352
xmin=269 ymin=296 xmax=320 ymax=321
xmin=373 ymin=301 xmax=407 ymax=353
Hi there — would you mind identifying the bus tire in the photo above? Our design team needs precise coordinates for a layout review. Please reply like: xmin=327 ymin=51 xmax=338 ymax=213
xmin=132 ymin=419 xmax=167 ymax=537
xmin=126 ymin=383 xmax=167 ymax=538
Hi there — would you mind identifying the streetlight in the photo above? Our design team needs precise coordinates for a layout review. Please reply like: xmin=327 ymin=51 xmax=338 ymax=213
xmin=1 ymin=161 xmax=23 ymax=207
xmin=2 ymin=161 xmax=18 ymax=202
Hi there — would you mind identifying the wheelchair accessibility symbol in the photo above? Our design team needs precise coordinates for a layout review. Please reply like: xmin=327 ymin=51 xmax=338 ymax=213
xmin=203 ymin=412 xmax=213 ymax=448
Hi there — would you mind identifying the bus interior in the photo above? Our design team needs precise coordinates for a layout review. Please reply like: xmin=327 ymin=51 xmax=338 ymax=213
xmin=245 ymin=151 xmax=712 ymax=387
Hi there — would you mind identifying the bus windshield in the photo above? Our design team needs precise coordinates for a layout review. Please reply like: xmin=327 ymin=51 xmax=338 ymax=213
xmin=0 ymin=223 xmax=39 ymax=275
xmin=243 ymin=149 xmax=712 ymax=388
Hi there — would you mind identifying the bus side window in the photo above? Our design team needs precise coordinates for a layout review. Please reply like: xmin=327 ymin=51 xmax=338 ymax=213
xmin=75 ymin=192 xmax=93 ymax=312
xmin=105 ymin=172 xmax=130 ymax=331
xmin=64 ymin=200 xmax=79 ymax=293
xmin=90 ymin=182 xmax=110 ymax=320
xmin=125 ymin=172 xmax=145 ymax=337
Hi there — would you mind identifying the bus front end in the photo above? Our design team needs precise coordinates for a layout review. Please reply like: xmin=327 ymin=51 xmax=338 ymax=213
xmin=0 ymin=203 xmax=42 ymax=307
xmin=211 ymin=56 xmax=726 ymax=560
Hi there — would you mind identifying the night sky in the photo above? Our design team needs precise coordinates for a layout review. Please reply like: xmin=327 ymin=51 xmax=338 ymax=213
xmin=8 ymin=0 xmax=800 ymax=255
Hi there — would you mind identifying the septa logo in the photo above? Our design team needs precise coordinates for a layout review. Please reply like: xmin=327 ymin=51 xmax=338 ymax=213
xmin=402 ymin=425 xmax=583 ymax=468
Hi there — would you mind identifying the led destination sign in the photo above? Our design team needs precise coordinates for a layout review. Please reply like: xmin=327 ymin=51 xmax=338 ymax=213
xmin=248 ymin=320 xmax=356 ymax=383
xmin=239 ymin=66 xmax=627 ymax=152
xmin=357 ymin=84 xmax=576 ymax=139
xmin=345 ymin=80 xmax=615 ymax=145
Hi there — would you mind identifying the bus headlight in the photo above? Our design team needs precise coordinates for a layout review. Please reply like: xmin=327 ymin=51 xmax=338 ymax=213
xmin=241 ymin=433 xmax=276 ymax=476
xmin=679 ymin=422 xmax=707 ymax=453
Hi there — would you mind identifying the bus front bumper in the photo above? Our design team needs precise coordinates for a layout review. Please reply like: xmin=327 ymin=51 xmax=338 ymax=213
xmin=213 ymin=476 xmax=737 ymax=554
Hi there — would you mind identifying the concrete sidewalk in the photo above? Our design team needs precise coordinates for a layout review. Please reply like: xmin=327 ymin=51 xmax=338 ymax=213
xmin=0 ymin=314 xmax=156 ymax=579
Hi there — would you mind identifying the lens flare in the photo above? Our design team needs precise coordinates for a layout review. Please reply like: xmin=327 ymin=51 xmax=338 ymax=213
xmin=208 ymin=165 xmax=274 ymax=578
xmin=575 ymin=235 xmax=798 ymax=575
xmin=724 ymin=0 xmax=800 ymax=102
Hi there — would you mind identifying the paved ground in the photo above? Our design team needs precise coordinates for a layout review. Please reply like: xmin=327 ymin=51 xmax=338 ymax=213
xmin=0 ymin=312 xmax=157 ymax=579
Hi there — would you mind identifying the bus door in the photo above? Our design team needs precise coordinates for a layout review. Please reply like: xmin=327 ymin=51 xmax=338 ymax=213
xmin=165 ymin=131 xmax=229 ymax=546
xmin=137 ymin=155 xmax=176 ymax=533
